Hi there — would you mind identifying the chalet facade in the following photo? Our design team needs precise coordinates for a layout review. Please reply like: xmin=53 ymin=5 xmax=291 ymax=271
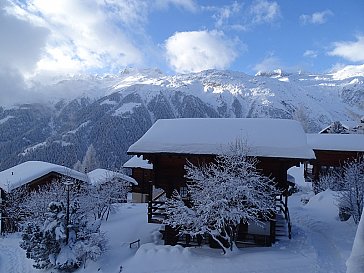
xmin=306 ymin=134 xmax=364 ymax=192
xmin=128 ymin=118 xmax=315 ymax=247
xmin=123 ymin=156 xmax=154 ymax=203
xmin=0 ymin=161 xmax=88 ymax=233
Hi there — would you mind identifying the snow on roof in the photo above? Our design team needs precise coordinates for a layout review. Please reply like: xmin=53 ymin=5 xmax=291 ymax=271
xmin=123 ymin=156 xmax=153 ymax=170
xmin=319 ymin=121 xmax=358 ymax=134
xmin=87 ymin=168 xmax=137 ymax=185
xmin=128 ymin=118 xmax=315 ymax=159
xmin=0 ymin=161 xmax=88 ymax=193
xmin=307 ymin=133 xmax=364 ymax=152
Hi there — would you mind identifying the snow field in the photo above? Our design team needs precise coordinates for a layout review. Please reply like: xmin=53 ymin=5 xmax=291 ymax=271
xmin=0 ymin=187 xmax=358 ymax=273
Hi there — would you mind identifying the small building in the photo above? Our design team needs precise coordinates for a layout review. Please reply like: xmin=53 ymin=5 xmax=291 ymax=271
xmin=0 ymin=161 xmax=88 ymax=233
xmin=87 ymin=168 xmax=137 ymax=186
xmin=306 ymin=134 xmax=364 ymax=191
xmin=128 ymin=118 xmax=315 ymax=246
xmin=319 ymin=119 xmax=364 ymax=134
xmin=123 ymin=156 xmax=154 ymax=203
xmin=87 ymin=168 xmax=138 ymax=203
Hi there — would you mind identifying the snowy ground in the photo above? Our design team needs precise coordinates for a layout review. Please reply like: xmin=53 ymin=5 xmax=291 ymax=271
xmin=0 ymin=172 xmax=358 ymax=273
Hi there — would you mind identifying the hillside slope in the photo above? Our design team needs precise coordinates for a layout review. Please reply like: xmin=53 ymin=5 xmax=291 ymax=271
xmin=0 ymin=69 xmax=363 ymax=170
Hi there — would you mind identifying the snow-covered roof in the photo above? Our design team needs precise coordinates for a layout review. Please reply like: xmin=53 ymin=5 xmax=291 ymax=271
xmin=123 ymin=156 xmax=153 ymax=170
xmin=307 ymin=133 xmax=364 ymax=152
xmin=128 ymin=118 xmax=315 ymax=159
xmin=319 ymin=121 xmax=358 ymax=134
xmin=87 ymin=168 xmax=137 ymax=185
xmin=0 ymin=161 xmax=88 ymax=193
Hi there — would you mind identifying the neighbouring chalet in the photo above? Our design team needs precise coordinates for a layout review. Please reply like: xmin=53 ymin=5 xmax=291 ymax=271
xmin=319 ymin=118 xmax=364 ymax=134
xmin=127 ymin=118 xmax=315 ymax=247
xmin=123 ymin=156 xmax=155 ymax=203
xmin=306 ymin=134 xmax=364 ymax=192
xmin=87 ymin=168 xmax=138 ymax=203
xmin=87 ymin=168 xmax=137 ymax=186
xmin=0 ymin=161 xmax=88 ymax=233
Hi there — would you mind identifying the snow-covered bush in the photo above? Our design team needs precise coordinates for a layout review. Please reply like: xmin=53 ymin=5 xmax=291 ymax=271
xmin=336 ymin=156 xmax=364 ymax=224
xmin=164 ymin=140 xmax=280 ymax=254
xmin=318 ymin=172 xmax=339 ymax=192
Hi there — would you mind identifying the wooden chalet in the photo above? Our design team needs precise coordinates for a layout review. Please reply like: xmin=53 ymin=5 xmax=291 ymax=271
xmin=87 ymin=168 xmax=138 ymax=203
xmin=0 ymin=161 xmax=88 ymax=233
xmin=306 ymin=134 xmax=364 ymax=192
xmin=319 ymin=119 xmax=364 ymax=134
xmin=123 ymin=156 xmax=154 ymax=203
xmin=127 ymin=118 xmax=315 ymax=247
xmin=87 ymin=168 xmax=137 ymax=186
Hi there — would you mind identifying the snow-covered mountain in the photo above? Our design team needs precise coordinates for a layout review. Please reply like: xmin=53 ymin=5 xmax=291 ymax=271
xmin=0 ymin=68 xmax=363 ymax=171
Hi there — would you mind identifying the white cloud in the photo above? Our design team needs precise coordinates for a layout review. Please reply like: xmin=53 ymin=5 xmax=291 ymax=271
xmin=0 ymin=3 xmax=48 ymax=74
xmin=5 ymin=0 xmax=147 ymax=78
xmin=303 ymin=50 xmax=318 ymax=58
xmin=328 ymin=35 xmax=364 ymax=62
xmin=250 ymin=0 xmax=281 ymax=24
xmin=211 ymin=2 xmax=242 ymax=28
xmin=0 ymin=2 xmax=50 ymax=106
xmin=300 ymin=10 xmax=333 ymax=25
xmin=165 ymin=30 xmax=239 ymax=73
xmin=104 ymin=0 xmax=149 ymax=27
xmin=254 ymin=55 xmax=281 ymax=72
xmin=155 ymin=0 xmax=198 ymax=12
xmin=330 ymin=64 xmax=364 ymax=80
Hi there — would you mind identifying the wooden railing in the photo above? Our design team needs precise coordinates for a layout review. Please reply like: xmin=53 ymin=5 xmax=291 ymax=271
xmin=276 ymin=195 xmax=292 ymax=239
xmin=148 ymin=191 xmax=166 ymax=224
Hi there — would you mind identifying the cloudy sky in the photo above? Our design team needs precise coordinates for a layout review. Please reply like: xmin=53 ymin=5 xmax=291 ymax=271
xmin=0 ymin=0 xmax=363 ymax=98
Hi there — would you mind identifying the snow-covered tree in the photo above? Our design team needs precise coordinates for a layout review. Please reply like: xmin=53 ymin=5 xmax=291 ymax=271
xmin=292 ymin=104 xmax=312 ymax=133
xmin=73 ymin=160 xmax=83 ymax=172
xmin=164 ymin=140 xmax=280 ymax=254
xmin=19 ymin=176 xmax=106 ymax=271
xmin=337 ymin=156 xmax=364 ymax=224
xmin=81 ymin=144 xmax=99 ymax=172
xmin=88 ymin=171 xmax=131 ymax=221
xmin=1 ymin=185 xmax=28 ymax=232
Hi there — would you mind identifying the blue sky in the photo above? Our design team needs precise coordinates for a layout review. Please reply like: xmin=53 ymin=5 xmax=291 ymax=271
xmin=1 ymin=0 xmax=363 ymax=80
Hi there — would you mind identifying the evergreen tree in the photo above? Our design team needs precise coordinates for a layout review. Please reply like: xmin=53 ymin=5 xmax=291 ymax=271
xmin=81 ymin=144 xmax=99 ymax=172
xmin=19 ymin=180 xmax=106 ymax=271
xmin=73 ymin=160 xmax=83 ymax=172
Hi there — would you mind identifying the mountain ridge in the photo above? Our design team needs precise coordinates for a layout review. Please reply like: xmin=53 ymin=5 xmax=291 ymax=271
xmin=0 ymin=68 xmax=363 ymax=171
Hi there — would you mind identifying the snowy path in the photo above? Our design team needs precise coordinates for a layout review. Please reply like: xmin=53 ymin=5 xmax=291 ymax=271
xmin=292 ymin=212 xmax=346 ymax=273
xmin=290 ymin=191 xmax=355 ymax=273
xmin=0 ymin=235 xmax=32 ymax=273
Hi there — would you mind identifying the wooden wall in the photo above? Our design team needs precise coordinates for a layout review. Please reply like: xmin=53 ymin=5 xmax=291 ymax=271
xmin=309 ymin=150 xmax=363 ymax=189
xmin=131 ymin=168 xmax=153 ymax=194
xmin=144 ymin=154 xmax=300 ymax=197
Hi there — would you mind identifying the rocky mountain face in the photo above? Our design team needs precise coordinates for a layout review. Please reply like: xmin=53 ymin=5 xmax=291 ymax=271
xmin=0 ymin=69 xmax=363 ymax=171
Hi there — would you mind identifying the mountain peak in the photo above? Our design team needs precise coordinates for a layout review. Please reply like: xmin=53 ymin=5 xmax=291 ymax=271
xmin=255 ymin=69 xmax=289 ymax=78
